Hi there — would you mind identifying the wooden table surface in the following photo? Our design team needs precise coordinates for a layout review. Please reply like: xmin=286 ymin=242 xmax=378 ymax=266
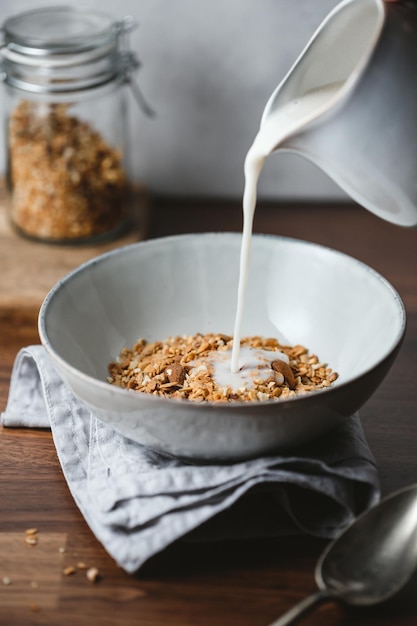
xmin=1 ymin=196 xmax=417 ymax=625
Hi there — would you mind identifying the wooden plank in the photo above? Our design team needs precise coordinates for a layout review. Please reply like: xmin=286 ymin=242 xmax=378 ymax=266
xmin=0 ymin=181 xmax=150 ymax=313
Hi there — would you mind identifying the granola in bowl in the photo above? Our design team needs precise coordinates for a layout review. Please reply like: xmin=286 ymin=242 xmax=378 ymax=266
xmin=108 ymin=333 xmax=338 ymax=403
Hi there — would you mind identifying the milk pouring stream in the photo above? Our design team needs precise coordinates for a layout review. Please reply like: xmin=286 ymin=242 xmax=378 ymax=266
xmin=230 ymin=83 xmax=342 ymax=374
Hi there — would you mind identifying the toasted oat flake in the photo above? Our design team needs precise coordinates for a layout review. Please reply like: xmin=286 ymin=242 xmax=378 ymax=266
xmin=86 ymin=567 xmax=100 ymax=582
xmin=108 ymin=333 xmax=338 ymax=403
xmin=63 ymin=566 xmax=76 ymax=576
xmin=24 ymin=536 xmax=38 ymax=547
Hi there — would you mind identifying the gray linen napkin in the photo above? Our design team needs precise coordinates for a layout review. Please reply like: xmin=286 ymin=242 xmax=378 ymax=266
xmin=1 ymin=345 xmax=380 ymax=573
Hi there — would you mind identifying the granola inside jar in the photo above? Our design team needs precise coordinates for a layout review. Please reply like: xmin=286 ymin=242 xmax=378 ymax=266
xmin=1 ymin=7 xmax=140 ymax=244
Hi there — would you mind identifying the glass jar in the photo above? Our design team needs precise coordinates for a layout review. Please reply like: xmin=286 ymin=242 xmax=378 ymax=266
xmin=0 ymin=6 xmax=140 ymax=244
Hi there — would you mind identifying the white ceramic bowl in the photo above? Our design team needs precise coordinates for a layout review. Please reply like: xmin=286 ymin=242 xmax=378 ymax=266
xmin=38 ymin=233 xmax=406 ymax=460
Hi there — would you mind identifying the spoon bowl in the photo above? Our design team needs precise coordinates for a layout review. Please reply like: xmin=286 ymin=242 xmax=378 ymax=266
xmin=269 ymin=483 xmax=417 ymax=625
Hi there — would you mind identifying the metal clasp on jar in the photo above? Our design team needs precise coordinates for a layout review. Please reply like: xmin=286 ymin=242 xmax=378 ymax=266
xmin=115 ymin=16 xmax=155 ymax=118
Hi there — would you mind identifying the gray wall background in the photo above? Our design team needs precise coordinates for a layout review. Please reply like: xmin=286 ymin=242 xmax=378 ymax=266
xmin=0 ymin=0 xmax=347 ymax=200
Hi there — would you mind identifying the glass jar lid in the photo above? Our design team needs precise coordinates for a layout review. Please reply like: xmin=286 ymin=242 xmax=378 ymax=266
xmin=0 ymin=6 xmax=138 ymax=93
xmin=3 ymin=6 xmax=117 ymax=55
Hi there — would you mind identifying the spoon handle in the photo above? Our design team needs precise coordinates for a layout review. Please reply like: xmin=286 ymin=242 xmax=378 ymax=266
xmin=267 ymin=590 xmax=330 ymax=626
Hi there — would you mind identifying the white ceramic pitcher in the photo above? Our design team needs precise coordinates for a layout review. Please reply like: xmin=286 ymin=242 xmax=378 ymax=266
xmin=262 ymin=0 xmax=417 ymax=227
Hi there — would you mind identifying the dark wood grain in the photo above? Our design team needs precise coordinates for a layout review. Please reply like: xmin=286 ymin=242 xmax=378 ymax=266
xmin=1 ymin=197 xmax=417 ymax=625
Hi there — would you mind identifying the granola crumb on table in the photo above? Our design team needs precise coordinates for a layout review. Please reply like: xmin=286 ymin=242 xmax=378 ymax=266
xmin=108 ymin=333 xmax=338 ymax=403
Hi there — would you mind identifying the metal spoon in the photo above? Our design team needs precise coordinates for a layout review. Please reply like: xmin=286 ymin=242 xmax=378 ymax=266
xmin=268 ymin=483 xmax=417 ymax=626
